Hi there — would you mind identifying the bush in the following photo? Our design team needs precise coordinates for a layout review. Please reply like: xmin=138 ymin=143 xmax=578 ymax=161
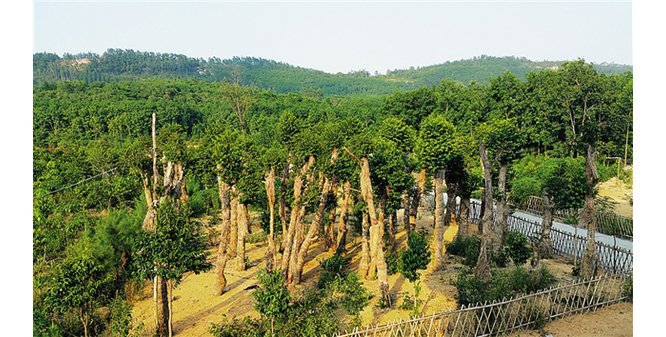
xmin=318 ymin=254 xmax=350 ymax=288
xmin=109 ymin=297 xmax=132 ymax=337
xmin=253 ymin=270 xmax=291 ymax=327
xmin=386 ymin=248 xmax=400 ymax=275
xmin=623 ymin=277 xmax=633 ymax=301
xmin=246 ymin=230 xmax=267 ymax=244
xmin=454 ymin=266 xmax=557 ymax=306
xmin=447 ymin=235 xmax=481 ymax=266
xmin=503 ymin=231 xmax=532 ymax=266
xmin=210 ymin=316 xmax=266 ymax=337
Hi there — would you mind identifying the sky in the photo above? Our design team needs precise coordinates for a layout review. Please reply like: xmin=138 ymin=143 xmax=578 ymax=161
xmin=33 ymin=1 xmax=632 ymax=74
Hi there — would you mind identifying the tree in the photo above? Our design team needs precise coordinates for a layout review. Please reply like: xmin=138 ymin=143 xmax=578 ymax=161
xmin=133 ymin=201 xmax=212 ymax=337
xmin=220 ymin=77 xmax=258 ymax=133
xmin=415 ymin=114 xmax=456 ymax=271
xmin=511 ymin=156 xmax=587 ymax=259
xmin=253 ymin=270 xmax=291 ymax=335
xmin=398 ymin=230 xmax=431 ymax=315
xmin=557 ymin=60 xmax=605 ymax=278
xmin=45 ymin=251 xmax=112 ymax=337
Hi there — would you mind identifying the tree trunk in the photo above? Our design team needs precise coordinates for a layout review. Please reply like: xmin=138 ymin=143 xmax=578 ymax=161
xmin=79 ymin=308 xmax=89 ymax=337
xmin=479 ymin=143 xmax=494 ymax=236
xmin=581 ymin=144 xmax=600 ymax=278
xmin=214 ymin=179 xmax=231 ymax=295
xmin=265 ymin=168 xmax=276 ymax=272
xmin=445 ymin=181 xmax=457 ymax=228
xmin=432 ymin=169 xmax=445 ymax=272
xmin=359 ymin=212 xmax=370 ymax=279
xmin=228 ymin=188 xmax=239 ymax=271
xmin=156 ymin=276 xmax=169 ymax=337
xmin=325 ymin=181 xmax=338 ymax=250
xmin=359 ymin=158 xmax=390 ymax=304
xmin=141 ymin=174 xmax=156 ymax=231
xmin=168 ymin=280 xmax=173 ymax=337
xmin=493 ymin=163 xmax=509 ymax=254
xmin=281 ymin=157 xmax=315 ymax=279
xmin=293 ymin=178 xmax=331 ymax=284
xmin=477 ymin=143 xmax=493 ymax=279
xmin=458 ymin=197 xmax=471 ymax=238
xmin=401 ymin=193 xmax=410 ymax=234
xmin=279 ymin=164 xmax=289 ymax=253
xmin=409 ymin=169 xmax=427 ymax=232
xmin=538 ymin=191 xmax=554 ymax=259
xmin=236 ymin=201 xmax=248 ymax=271
xmin=335 ymin=181 xmax=352 ymax=254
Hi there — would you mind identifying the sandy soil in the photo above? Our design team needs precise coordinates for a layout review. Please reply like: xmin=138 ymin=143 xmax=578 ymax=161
xmin=129 ymin=214 xmax=616 ymax=336
xmin=597 ymin=177 xmax=633 ymax=219
xmin=501 ymin=302 xmax=633 ymax=337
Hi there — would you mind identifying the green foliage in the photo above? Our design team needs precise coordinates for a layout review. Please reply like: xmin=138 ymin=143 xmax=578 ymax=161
xmin=399 ymin=230 xmax=431 ymax=283
xmin=210 ymin=316 xmax=266 ymax=337
xmin=318 ymin=254 xmax=350 ymax=288
xmin=132 ymin=201 xmax=212 ymax=284
xmin=416 ymin=114 xmax=456 ymax=173
xmin=245 ymin=230 xmax=268 ymax=244
xmin=109 ymin=296 xmax=132 ymax=337
xmin=454 ymin=266 xmax=557 ymax=306
xmin=447 ymin=235 xmax=482 ymax=266
xmin=623 ymin=277 xmax=633 ymax=301
xmin=502 ymin=231 xmax=533 ymax=266
xmin=253 ymin=270 xmax=291 ymax=323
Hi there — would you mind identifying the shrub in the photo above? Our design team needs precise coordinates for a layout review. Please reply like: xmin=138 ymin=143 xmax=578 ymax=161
xmin=246 ymin=230 xmax=267 ymax=244
xmin=210 ymin=316 xmax=266 ymax=337
xmin=623 ymin=277 xmax=633 ymax=301
xmin=454 ymin=266 xmax=557 ymax=306
xmin=253 ymin=270 xmax=290 ymax=331
xmin=318 ymin=254 xmax=350 ymax=288
xmin=109 ymin=296 xmax=132 ymax=337
xmin=447 ymin=235 xmax=481 ymax=266
xmin=503 ymin=231 xmax=533 ymax=266
xmin=386 ymin=248 xmax=401 ymax=275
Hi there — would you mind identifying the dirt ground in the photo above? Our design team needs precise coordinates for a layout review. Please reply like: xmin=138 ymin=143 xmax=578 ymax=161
xmin=129 ymin=213 xmax=626 ymax=336
xmin=597 ymin=177 xmax=633 ymax=219
xmin=502 ymin=302 xmax=633 ymax=337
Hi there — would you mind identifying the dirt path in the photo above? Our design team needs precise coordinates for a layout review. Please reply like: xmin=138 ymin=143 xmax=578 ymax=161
xmin=503 ymin=302 xmax=633 ymax=337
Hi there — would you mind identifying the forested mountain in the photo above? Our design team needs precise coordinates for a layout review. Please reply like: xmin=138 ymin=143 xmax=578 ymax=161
xmin=33 ymin=49 xmax=632 ymax=96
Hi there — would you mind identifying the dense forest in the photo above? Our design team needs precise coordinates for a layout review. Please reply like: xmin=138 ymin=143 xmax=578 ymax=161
xmin=33 ymin=57 xmax=632 ymax=337
xmin=33 ymin=49 xmax=632 ymax=96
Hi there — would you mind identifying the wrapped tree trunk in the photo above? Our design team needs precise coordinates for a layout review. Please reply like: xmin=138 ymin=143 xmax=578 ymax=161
xmin=580 ymin=144 xmax=600 ymax=279
xmin=359 ymin=212 xmax=370 ymax=279
xmin=279 ymin=164 xmax=289 ymax=253
xmin=228 ymin=188 xmax=239 ymax=272
xmin=408 ymin=169 xmax=427 ymax=231
xmin=281 ymin=157 xmax=315 ymax=277
xmin=293 ymin=178 xmax=332 ymax=284
xmin=264 ymin=168 xmax=276 ymax=272
xmin=141 ymin=174 xmax=156 ymax=231
xmin=493 ymin=163 xmax=509 ymax=254
xmin=458 ymin=197 xmax=471 ymax=239
xmin=432 ymin=170 xmax=445 ymax=271
xmin=538 ymin=191 xmax=554 ymax=259
xmin=479 ymin=143 xmax=494 ymax=236
xmin=444 ymin=181 xmax=457 ymax=228
xmin=325 ymin=181 xmax=338 ymax=250
xmin=236 ymin=201 xmax=249 ymax=271
xmin=359 ymin=157 xmax=390 ymax=304
xmin=476 ymin=143 xmax=494 ymax=281
xmin=335 ymin=181 xmax=352 ymax=254
xmin=401 ymin=193 xmax=410 ymax=234
xmin=214 ymin=179 xmax=231 ymax=294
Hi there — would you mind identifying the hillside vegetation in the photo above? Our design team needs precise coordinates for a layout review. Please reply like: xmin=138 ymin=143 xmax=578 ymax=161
xmin=33 ymin=49 xmax=632 ymax=95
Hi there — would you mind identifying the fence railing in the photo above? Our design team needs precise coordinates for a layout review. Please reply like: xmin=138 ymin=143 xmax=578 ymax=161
xmin=332 ymin=273 xmax=630 ymax=337
xmin=521 ymin=195 xmax=633 ymax=240
xmin=469 ymin=201 xmax=633 ymax=274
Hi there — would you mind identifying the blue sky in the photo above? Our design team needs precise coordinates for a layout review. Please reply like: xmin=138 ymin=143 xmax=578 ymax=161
xmin=34 ymin=1 xmax=632 ymax=74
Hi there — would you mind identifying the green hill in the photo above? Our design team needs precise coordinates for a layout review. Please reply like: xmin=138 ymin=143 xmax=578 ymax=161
xmin=33 ymin=49 xmax=631 ymax=96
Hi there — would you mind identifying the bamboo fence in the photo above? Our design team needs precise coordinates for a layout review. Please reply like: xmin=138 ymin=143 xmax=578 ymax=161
xmin=332 ymin=273 xmax=630 ymax=337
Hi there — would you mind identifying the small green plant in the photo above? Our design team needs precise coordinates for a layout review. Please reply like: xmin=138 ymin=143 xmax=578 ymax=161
xmin=503 ymin=231 xmax=533 ymax=266
xmin=623 ymin=276 xmax=633 ymax=301
xmin=109 ymin=296 xmax=132 ymax=337
xmin=253 ymin=270 xmax=291 ymax=335
xmin=399 ymin=230 xmax=431 ymax=313
xmin=246 ymin=230 xmax=267 ymax=244
xmin=447 ymin=235 xmax=481 ymax=266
